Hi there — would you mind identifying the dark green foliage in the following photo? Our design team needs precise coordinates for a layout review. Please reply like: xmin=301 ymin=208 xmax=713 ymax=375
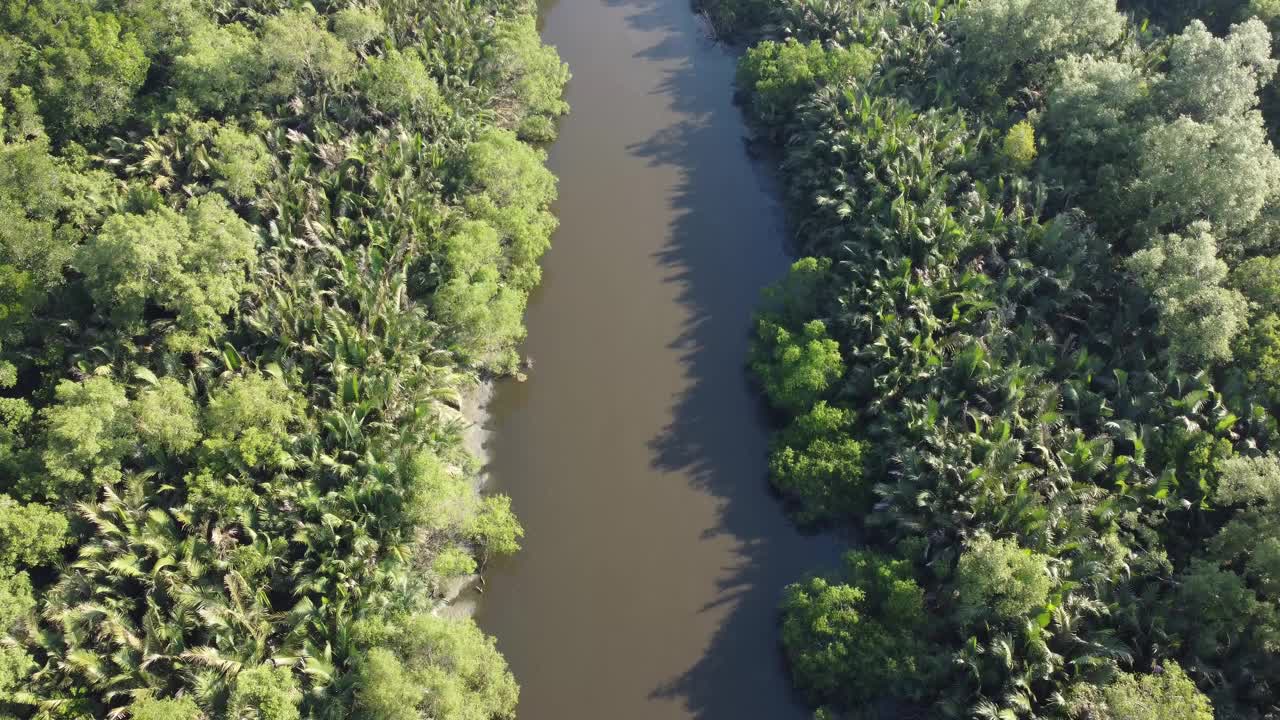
xmin=0 ymin=0 xmax=568 ymax=717
xmin=1120 ymin=0 xmax=1260 ymax=33
xmin=716 ymin=0 xmax=1280 ymax=716
xmin=696 ymin=0 xmax=776 ymax=40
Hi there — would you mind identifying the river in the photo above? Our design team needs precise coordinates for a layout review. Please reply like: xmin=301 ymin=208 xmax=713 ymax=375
xmin=472 ymin=0 xmax=838 ymax=718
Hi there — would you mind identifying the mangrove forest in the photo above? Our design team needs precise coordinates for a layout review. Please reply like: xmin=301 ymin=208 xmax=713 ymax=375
xmin=6 ymin=0 xmax=1280 ymax=719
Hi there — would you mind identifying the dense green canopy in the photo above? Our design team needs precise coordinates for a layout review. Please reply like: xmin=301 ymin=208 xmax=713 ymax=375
xmin=705 ymin=0 xmax=1280 ymax=717
xmin=0 ymin=0 xmax=566 ymax=718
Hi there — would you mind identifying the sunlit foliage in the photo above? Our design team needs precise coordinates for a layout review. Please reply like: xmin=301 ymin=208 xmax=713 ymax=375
xmin=709 ymin=0 xmax=1280 ymax=716
xmin=0 ymin=0 xmax=567 ymax=717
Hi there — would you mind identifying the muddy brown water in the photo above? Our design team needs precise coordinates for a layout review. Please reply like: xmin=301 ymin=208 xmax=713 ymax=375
xmin=472 ymin=0 xmax=840 ymax=718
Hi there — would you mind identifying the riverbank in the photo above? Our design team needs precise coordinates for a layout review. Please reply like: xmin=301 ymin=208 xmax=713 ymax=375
xmin=431 ymin=377 xmax=498 ymax=621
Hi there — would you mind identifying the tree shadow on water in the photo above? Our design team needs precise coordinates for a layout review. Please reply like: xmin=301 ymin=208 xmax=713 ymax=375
xmin=599 ymin=0 xmax=844 ymax=718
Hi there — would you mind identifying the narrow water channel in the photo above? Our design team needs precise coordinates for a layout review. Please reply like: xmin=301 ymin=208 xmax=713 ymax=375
xmin=473 ymin=1 xmax=837 ymax=717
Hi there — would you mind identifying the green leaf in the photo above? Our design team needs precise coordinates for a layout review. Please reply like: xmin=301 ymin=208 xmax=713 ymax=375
xmin=1155 ymin=468 xmax=1177 ymax=500
xmin=222 ymin=343 xmax=243 ymax=372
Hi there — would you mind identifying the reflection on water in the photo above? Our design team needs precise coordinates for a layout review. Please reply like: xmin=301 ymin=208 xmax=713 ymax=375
xmin=534 ymin=0 xmax=559 ymax=31
xmin=473 ymin=1 xmax=841 ymax=718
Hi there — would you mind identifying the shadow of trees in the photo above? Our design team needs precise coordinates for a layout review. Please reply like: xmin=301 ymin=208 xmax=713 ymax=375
xmin=601 ymin=0 xmax=845 ymax=717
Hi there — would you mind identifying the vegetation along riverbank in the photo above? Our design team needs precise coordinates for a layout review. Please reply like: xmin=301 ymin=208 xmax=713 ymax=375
xmin=0 ymin=0 xmax=566 ymax=717
xmin=704 ymin=0 xmax=1280 ymax=717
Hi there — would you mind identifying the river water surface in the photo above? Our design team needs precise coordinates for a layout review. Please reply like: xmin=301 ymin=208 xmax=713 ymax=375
xmin=473 ymin=1 xmax=836 ymax=717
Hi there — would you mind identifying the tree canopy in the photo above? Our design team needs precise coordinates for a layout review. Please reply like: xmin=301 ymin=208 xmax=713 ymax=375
xmin=704 ymin=0 xmax=1280 ymax=716
xmin=0 ymin=0 xmax=567 ymax=717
